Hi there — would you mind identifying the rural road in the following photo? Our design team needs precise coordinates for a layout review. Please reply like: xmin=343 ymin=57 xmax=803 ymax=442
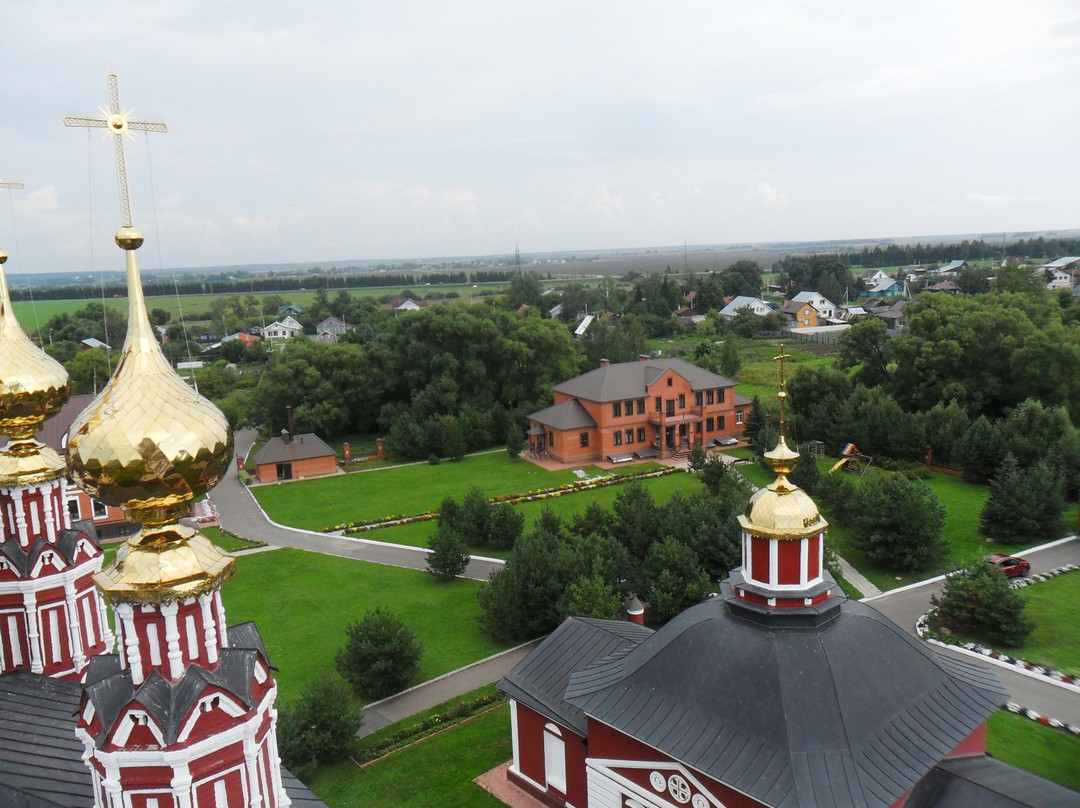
xmin=212 ymin=429 xmax=1080 ymax=729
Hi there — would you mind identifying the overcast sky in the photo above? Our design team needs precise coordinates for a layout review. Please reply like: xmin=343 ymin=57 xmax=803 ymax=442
xmin=0 ymin=0 xmax=1077 ymax=275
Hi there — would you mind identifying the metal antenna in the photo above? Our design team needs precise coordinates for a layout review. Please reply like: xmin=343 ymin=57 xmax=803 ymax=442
xmin=0 ymin=177 xmax=25 ymax=247
xmin=63 ymin=73 xmax=167 ymax=230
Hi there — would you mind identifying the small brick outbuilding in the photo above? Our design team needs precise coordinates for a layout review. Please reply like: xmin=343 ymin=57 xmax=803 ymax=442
xmin=253 ymin=432 xmax=337 ymax=483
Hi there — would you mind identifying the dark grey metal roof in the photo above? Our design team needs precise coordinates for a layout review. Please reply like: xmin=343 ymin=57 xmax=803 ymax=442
xmin=0 ymin=672 xmax=90 ymax=808
xmin=735 ymin=393 xmax=754 ymax=407
xmin=528 ymin=400 xmax=597 ymax=431
xmin=557 ymin=595 xmax=1007 ymax=808
xmin=552 ymin=358 xmax=735 ymax=403
xmin=254 ymin=433 xmax=336 ymax=466
xmin=0 ymin=667 xmax=330 ymax=808
xmin=905 ymin=755 xmax=1080 ymax=808
xmin=498 ymin=617 xmax=653 ymax=734
xmin=0 ymin=528 xmax=100 ymax=578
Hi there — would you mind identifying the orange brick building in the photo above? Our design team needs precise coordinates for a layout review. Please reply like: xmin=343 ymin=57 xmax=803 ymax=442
xmin=528 ymin=357 xmax=750 ymax=464
xmin=253 ymin=431 xmax=338 ymax=483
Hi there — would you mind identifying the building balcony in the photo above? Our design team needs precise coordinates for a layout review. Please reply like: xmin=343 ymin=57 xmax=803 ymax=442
xmin=648 ymin=407 xmax=703 ymax=426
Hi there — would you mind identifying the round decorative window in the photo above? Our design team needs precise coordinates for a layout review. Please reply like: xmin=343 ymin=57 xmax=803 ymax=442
xmin=667 ymin=774 xmax=691 ymax=804
xmin=649 ymin=771 xmax=666 ymax=791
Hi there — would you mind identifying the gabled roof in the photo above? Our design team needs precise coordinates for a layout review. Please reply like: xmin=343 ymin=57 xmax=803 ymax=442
xmin=719 ymin=296 xmax=770 ymax=317
xmin=560 ymin=595 xmax=1006 ymax=808
xmin=1041 ymin=256 xmax=1080 ymax=270
xmin=528 ymin=400 xmax=597 ymax=431
xmin=498 ymin=617 xmax=653 ymax=734
xmin=0 ymin=528 xmax=98 ymax=578
xmin=254 ymin=433 xmax=336 ymax=466
xmin=553 ymin=358 xmax=734 ymax=403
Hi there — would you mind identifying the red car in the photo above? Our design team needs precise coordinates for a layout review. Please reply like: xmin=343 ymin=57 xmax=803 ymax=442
xmin=986 ymin=553 xmax=1031 ymax=578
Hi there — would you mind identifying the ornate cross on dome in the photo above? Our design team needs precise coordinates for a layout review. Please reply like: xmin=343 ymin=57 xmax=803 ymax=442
xmin=63 ymin=73 xmax=167 ymax=231
xmin=772 ymin=344 xmax=791 ymax=439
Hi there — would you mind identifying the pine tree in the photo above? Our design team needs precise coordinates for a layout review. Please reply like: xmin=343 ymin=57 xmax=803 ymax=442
xmin=979 ymin=455 xmax=1064 ymax=543
xmin=426 ymin=522 xmax=471 ymax=580
xmin=743 ymin=396 xmax=767 ymax=444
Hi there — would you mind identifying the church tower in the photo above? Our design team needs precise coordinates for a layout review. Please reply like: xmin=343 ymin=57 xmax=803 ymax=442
xmin=0 ymin=190 xmax=112 ymax=679
xmin=730 ymin=347 xmax=837 ymax=620
xmin=65 ymin=74 xmax=290 ymax=808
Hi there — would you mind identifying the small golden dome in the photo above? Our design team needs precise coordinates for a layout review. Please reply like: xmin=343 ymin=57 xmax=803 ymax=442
xmin=66 ymin=250 xmax=232 ymax=528
xmin=94 ymin=523 xmax=235 ymax=605
xmin=739 ymin=474 xmax=828 ymax=540
xmin=0 ymin=259 xmax=70 ymax=473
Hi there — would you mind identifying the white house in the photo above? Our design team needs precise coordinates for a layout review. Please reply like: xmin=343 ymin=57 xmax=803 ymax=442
xmin=718 ymin=295 xmax=773 ymax=318
xmin=1040 ymin=257 xmax=1080 ymax=290
xmin=262 ymin=315 xmax=303 ymax=341
xmin=790 ymin=291 xmax=837 ymax=319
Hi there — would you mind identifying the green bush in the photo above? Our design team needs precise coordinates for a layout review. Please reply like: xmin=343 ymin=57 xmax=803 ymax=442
xmin=335 ymin=607 xmax=424 ymax=699
xmin=277 ymin=674 xmax=363 ymax=778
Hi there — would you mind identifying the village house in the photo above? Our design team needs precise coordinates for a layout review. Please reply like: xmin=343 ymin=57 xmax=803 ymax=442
xmin=262 ymin=314 xmax=303 ymax=341
xmin=252 ymin=429 xmax=338 ymax=483
xmin=718 ymin=295 xmax=773 ymax=319
xmin=782 ymin=291 xmax=837 ymax=328
xmin=527 ymin=357 xmax=750 ymax=463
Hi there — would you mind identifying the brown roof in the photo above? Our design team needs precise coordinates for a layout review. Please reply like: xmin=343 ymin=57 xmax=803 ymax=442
xmin=253 ymin=433 xmax=336 ymax=466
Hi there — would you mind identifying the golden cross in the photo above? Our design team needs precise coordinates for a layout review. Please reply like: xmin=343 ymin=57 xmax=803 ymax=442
xmin=772 ymin=344 xmax=791 ymax=438
xmin=63 ymin=73 xmax=167 ymax=230
xmin=0 ymin=177 xmax=24 ymax=251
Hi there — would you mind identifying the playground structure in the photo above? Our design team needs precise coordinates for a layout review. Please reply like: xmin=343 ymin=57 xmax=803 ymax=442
xmin=828 ymin=443 xmax=873 ymax=476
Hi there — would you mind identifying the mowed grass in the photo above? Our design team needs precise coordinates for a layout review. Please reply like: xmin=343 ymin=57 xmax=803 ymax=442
xmin=1008 ymin=574 xmax=1080 ymax=675
xmin=253 ymin=452 xmax=660 ymax=531
xmin=355 ymin=469 xmax=705 ymax=553
xmin=987 ymin=709 xmax=1080 ymax=791
xmin=221 ymin=548 xmax=506 ymax=704
xmin=308 ymin=702 xmax=511 ymax=808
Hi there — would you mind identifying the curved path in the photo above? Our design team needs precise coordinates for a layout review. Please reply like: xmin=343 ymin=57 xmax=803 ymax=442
xmin=212 ymin=429 xmax=1080 ymax=728
xmin=212 ymin=429 xmax=503 ymax=582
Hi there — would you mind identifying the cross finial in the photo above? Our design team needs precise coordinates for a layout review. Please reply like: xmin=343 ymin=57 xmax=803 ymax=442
xmin=64 ymin=73 xmax=167 ymax=240
xmin=772 ymin=344 xmax=792 ymax=440
xmin=0 ymin=177 xmax=24 ymax=257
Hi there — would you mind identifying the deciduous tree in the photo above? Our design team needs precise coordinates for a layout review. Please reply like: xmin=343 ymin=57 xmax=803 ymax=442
xmin=334 ymin=607 xmax=424 ymax=699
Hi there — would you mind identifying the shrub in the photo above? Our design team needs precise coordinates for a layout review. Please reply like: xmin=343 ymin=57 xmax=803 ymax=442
xmin=277 ymin=674 xmax=362 ymax=778
xmin=930 ymin=559 xmax=1034 ymax=648
xmin=335 ymin=607 xmax=424 ymax=699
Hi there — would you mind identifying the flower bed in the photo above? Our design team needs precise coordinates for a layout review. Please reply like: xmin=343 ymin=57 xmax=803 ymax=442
xmin=323 ymin=466 xmax=682 ymax=533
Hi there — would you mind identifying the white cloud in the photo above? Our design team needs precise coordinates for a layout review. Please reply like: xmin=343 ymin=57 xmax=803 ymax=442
xmin=750 ymin=182 xmax=789 ymax=207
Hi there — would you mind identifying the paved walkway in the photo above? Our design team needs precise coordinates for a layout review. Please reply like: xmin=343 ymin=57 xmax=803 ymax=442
xmin=358 ymin=640 xmax=541 ymax=737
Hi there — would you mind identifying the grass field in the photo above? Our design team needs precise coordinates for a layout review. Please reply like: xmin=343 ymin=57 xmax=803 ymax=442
xmin=222 ymin=548 xmax=506 ymax=704
xmin=987 ymin=709 xmax=1080 ymax=791
xmin=252 ymin=452 xmax=663 ymax=532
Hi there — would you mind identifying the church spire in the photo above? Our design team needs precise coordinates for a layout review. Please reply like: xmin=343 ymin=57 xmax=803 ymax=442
xmin=728 ymin=344 xmax=838 ymax=623
xmin=67 ymin=74 xmax=289 ymax=808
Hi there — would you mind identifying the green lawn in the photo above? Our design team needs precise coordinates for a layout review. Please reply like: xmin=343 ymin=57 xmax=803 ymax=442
xmin=253 ymin=452 xmax=661 ymax=531
xmin=351 ymin=469 xmax=704 ymax=553
xmin=222 ymin=549 xmax=506 ymax=703
xmin=1015 ymin=573 xmax=1080 ymax=675
xmin=987 ymin=710 xmax=1080 ymax=791
xmin=308 ymin=702 xmax=511 ymax=808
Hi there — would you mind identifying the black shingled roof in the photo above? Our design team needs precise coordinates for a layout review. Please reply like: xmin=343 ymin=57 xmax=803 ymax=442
xmin=0 ymin=651 xmax=328 ymax=807
xmin=510 ymin=594 xmax=1009 ymax=808
xmin=498 ymin=617 xmax=653 ymax=735
xmin=0 ymin=528 xmax=99 ymax=578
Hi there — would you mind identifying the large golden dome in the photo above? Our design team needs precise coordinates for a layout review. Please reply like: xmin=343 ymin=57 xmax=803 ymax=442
xmin=66 ymin=239 xmax=232 ymax=528
xmin=0 ymin=252 xmax=70 ymax=441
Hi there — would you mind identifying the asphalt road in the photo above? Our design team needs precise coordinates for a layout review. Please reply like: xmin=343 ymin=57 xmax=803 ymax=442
xmin=866 ymin=537 xmax=1080 ymax=725
xmin=214 ymin=429 xmax=1080 ymax=727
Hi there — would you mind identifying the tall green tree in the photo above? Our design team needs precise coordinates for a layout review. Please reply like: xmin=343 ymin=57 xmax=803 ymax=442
xmin=930 ymin=559 xmax=1033 ymax=648
xmin=979 ymin=455 xmax=1063 ymax=544
xmin=334 ymin=607 xmax=424 ymax=699
xmin=848 ymin=475 xmax=947 ymax=572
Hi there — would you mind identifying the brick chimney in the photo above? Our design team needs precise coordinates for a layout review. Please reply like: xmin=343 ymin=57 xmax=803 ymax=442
xmin=624 ymin=594 xmax=644 ymax=626
xmin=638 ymin=353 xmax=650 ymax=362
xmin=599 ymin=358 xmax=610 ymax=367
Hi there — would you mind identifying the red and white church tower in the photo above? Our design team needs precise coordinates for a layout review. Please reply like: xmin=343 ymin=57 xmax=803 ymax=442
xmin=64 ymin=74 xmax=290 ymax=808
xmin=0 ymin=216 xmax=112 ymax=680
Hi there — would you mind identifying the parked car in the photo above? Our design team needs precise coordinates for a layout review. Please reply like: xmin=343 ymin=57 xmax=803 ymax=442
xmin=986 ymin=553 xmax=1030 ymax=578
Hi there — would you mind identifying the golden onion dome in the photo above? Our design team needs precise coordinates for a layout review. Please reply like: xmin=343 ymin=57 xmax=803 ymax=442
xmin=94 ymin=522 xmax=234 ymax=606
xmin=0 ymin=251 xmax=71 ymax=443
xmin=66 ymin=238 xmax=232 ymax=529
xmin=739 ymin=437 xmax=827 ymax=540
